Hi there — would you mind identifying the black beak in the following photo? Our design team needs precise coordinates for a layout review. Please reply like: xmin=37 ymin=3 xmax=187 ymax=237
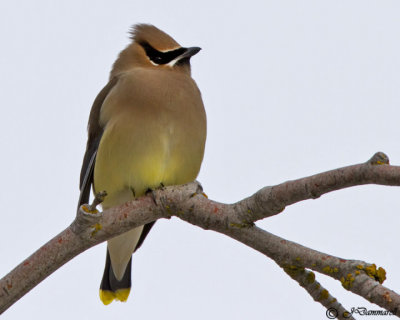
xmin=179 ymin=47 xmax=201 ymax=59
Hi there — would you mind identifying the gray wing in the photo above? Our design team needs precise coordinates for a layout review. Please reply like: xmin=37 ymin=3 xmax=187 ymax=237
xmin=78 ymin=77 xmax=119 ymax=209
xmin=77 ymin=75 xmax=155 ymax=252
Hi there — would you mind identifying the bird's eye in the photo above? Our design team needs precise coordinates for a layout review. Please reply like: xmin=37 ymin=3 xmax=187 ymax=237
xmin=139 ymin=41 xmax=187 ymax=65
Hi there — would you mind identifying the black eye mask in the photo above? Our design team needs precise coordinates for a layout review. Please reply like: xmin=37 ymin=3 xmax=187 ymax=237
xmin=139 ymin=41 xmax=187 ymax=65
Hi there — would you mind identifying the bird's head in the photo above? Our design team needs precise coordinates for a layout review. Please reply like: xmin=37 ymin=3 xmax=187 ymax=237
xmin=110 ymin=24 xmax=201 ymax=77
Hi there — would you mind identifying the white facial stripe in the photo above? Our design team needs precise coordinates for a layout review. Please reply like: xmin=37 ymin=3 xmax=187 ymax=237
xmin=149 ymin=59 xmax=159 ymax=66
xmin=166 ymin=57 xmax=181 ymax=67
xmin=159 ymin=46 xmax=181 ymax=53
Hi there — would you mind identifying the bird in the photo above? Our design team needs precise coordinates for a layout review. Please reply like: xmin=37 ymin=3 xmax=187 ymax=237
xmin=78 ymin=24 xmax=207 ymax=305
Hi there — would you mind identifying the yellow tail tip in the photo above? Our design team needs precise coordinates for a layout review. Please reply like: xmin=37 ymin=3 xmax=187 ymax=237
xmin=99 ymin=288 xmax=131 ymax=305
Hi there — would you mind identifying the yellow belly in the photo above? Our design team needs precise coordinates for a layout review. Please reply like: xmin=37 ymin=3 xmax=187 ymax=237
xmin=94 ymin=114 xmax=204 ymax=209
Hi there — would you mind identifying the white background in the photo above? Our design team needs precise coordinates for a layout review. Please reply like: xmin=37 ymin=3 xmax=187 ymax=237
xmin=0 ymin=1 xmax=399 ymax=319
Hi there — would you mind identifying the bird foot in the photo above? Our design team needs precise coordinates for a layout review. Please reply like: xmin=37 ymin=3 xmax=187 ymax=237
xmin=145 ymin=188 xmax=158 ymax=206
xmin=190 ymin=181 xmax=207 ymax=198
xmin=82 ymin=190 xmax=108 ymax=214
xmin=145 ymin=183 xmax=166 ymax=205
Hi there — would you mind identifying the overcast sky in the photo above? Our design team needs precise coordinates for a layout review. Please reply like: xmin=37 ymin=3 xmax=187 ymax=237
xmin=0 ymin=1 xmax=399 ymax=320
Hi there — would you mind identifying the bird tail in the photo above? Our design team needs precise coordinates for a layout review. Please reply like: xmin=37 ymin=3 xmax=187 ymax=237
xmin=99 ymin=250 xmax=132 ymax=305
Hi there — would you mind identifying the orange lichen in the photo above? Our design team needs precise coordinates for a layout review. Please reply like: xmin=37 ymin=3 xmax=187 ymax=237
xmin=319 ymin=289 xmax=329 ymax=300
xmin=364 ymin=264 xmax=386 ymax=284
xmin=90 ymin=223 xmax=103 ymax=237
xmin=341 ymin=273 xmax=355 ymax=289
xmin=306 ymin=271 xmax=315 ymax=284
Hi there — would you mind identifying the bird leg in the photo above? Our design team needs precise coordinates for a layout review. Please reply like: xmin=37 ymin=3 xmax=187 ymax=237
xmin=145 ymin=182 xmax=165 ymax=206
xmin=85 ymin=190 xmax=108 ymax=213
xmin=189 ymin=180 xmax=207 ymax=198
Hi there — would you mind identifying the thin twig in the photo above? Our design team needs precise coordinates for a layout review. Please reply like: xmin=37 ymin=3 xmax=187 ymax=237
xmin=283 ymin=267 xmax=355 ymax=320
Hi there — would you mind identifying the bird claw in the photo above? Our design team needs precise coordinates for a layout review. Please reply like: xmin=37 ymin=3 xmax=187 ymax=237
xmin=145 ymin=188 xmax=158 ymax=206
xmin=86 ymin=190 xmax=107 ymax=213
xmin=190 ymin=181 xmax=206 ymax=198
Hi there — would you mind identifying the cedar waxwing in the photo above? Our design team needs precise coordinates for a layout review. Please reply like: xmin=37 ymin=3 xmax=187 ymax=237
xmin=78 ymin=24 xmax=206 ymax=305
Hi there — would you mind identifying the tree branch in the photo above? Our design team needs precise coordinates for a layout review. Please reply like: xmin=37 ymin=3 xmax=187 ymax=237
xmin=1 ymin=152 xmax=399 ymax=316
xmin=226 ymin=226 xmax=399 ymax=316
xmin=283 ymin=267 xmax=355 ymax=320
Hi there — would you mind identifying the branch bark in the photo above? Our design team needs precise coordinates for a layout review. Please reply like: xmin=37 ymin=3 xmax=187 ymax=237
xmin=0 ymin=152 xmax=399 ymax=317
xmin=283 ymin=267 xmax=356 ymax=320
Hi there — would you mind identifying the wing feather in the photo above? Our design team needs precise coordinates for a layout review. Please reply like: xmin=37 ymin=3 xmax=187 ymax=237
xmin=78 ymin=77 xmax=119 ymax=208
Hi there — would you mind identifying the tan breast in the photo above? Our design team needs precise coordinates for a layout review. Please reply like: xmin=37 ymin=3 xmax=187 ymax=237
xmin=94 ymin=68 xmax=206 ymax=209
